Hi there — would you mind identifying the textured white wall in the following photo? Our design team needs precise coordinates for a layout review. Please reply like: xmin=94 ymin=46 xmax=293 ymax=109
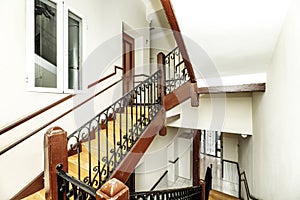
xmin=240 ymin=0 xmax=300 ymax=199
xmin=167 ymin=94 xmax=253 ymax=135
xmin=135 ymin=128 xmax=178 ymax=191
xmin=223 ymin=133 xmax=239 ymax=162
xmin=0 ymin=0 xmax=149 ymax=198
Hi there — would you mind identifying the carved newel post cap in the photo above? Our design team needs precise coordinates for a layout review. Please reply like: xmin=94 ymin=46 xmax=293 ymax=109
xmin=96 ymin=178 xmax=129 ymax=200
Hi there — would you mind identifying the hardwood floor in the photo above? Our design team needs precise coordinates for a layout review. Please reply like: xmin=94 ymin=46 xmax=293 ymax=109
xmin=209 ymin=190 xmax=240 ymax=200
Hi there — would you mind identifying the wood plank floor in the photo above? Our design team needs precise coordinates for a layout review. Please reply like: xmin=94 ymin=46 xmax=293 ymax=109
xmin=209 ymin=190 xmax=240 ymax=200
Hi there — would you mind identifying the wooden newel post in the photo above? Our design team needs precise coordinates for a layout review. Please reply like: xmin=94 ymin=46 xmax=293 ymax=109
xmin=157 ymin=52 xmax=167 ymax=136
xmin=190 ymin=82 xmax=199 ymax=107
xmin=193 ymin=130 xmax=200 ymax=187
xmin=44 ymin=127 xmax=68 ymax=200
xmin=200 ymin=179 xmax=206 ymax=200
xmin=96 ymin=178 xmax=129 ymax=200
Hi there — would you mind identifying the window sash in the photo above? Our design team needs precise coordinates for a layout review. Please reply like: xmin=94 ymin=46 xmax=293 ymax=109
xmin=27 ymin=0 xmax=84 ymax=93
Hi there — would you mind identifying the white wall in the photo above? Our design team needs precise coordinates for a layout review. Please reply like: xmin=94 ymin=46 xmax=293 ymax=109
xmin=135 ymin=128 xmax=178 ymax=191
xmin=239 ymin=0 xmax=300 ymax=199
xmin=223 ymin=133 xmax=239 ymax=162
xmin=0 ymin=0 xmax=149 ymax=198
xmin=134 ymin=127 xmax=195 ymax=191
xmin=167 ymin=93 xmax=253 ymax=135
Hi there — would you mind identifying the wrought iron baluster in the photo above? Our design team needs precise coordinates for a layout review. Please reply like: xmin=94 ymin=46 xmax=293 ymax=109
xmin=112 ymin=106 xmax=117 ymax=171
xmin=97 ymin=118 xmax=101 ymax=187
xmin=66 ymin=71 xmax=162 ymax=189
xmin=118 ymin=101 xmax=123 ymax=157
xmin=135 ymin=90 xmax=138 ymax=141
xmin=77 ymin=133 xmax=81 ymax=181
xmin=125 ymin=98 xmax=129 ymax=150
xmin=105 ymin=112 xmax=109 ymax=182
xmin=144 ymin=84 xmax=146 ymax=127
xmin=88 ymin=126 xmax=92 ymax=186
xmin=130 ymin=95 xmax=134 ymax=149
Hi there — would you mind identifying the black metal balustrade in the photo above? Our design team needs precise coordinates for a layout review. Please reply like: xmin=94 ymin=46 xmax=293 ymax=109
xmin=130 ymin=186 xmax=202 ymax=200
xmin=67 ymin=70 xmax=162 ymax=189
xmin=57 ymin=164 xmax=96 ymax=200
xmin=164 ymin=47 xmax=190 ymax=94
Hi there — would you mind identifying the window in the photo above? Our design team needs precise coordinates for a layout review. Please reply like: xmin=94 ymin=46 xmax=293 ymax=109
xmin=200 ymin=130 xmax=222 ymax=158
xmin=27 ymin=0 xmax=85 ymax=93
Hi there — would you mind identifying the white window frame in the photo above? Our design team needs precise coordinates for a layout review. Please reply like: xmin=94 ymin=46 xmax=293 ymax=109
xmin=26 ymin=0 xmax=86 ymax=93
xmin=63 ymin=5 xmax=86 ymax=93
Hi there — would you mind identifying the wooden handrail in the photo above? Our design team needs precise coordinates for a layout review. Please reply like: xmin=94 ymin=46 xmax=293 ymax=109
xmin=88 ymin=65 xmax=123 ymax=88
xmin=0 ymin=95 xmax=74 ymax=136
xmin=160 ymin=0 xmax=196 ymax=83
xmin=133 ymin=74 xmax=149 ymax=78
xmin=0 ymin=66 xmax=123 ymax=137
xmin=0 ymin=79 xmax=122 ymax=156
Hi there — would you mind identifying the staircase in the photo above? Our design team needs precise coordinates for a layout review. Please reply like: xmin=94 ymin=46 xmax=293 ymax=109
xmin=20 ymin=39 xmax=203 ymax=199
xmin=24 ymin=106 xmax=157 ymax=199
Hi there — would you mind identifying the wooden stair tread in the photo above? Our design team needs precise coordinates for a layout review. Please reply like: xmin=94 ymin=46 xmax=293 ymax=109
xmin=22 ymin=189 xmax=45 ymax=200
xmin=21 ymin=106 xmax=151 ymax=199
xmin=209 ymin=190 xmax=240 ymax=200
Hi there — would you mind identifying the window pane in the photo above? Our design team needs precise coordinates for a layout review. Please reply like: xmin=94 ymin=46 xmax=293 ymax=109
xmin=68 ymin=11 xmax=82 ymax=90
xmin=34 ymin=0 xmax=57 ymax=88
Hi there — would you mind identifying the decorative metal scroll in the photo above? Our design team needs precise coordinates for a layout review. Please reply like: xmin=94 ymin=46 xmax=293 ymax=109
xmin=67 ymin=70 xmax=162 ymax=189
xmin=57 ymin=164 xmax=96 ymax=200
xmin=130 ymin=185 xmax=202 ymax=200
xmin=165 ymin=47 xmax=190 ymax=94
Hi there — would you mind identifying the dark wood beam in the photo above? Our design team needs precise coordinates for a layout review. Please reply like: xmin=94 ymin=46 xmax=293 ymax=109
xmin=158 ymin=52 xmax=167 ymax=136
xmin=197 ymin=83 xmax=266 ymax=94
xmin=166 ymin=114 xmax=180 ymax=124
xmin=11 ymin=172 xmax=44 ymax=200
xmin=193 ymin=130 xmax=200 ymax=186
xmin=165 ymin=81 xmax=191 ymax=111
xmin=160 ymin=0 xmax=196 ymax=83
xmin=109 ymin=108 xmax=165 ymax=183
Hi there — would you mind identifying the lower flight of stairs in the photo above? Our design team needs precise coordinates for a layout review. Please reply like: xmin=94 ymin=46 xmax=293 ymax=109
xmin=22 ymin=106 xmax=148 ymax=200
xmin=209 ymin=190 xmax=240 ymax=200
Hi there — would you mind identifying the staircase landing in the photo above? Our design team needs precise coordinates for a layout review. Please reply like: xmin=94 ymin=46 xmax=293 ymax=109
xmin=209 ymin=190 xmax=240 ymax=200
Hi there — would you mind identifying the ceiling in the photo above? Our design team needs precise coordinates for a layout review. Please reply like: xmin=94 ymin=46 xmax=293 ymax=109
xmin=148 ymin=0 xmax=291 ymax=78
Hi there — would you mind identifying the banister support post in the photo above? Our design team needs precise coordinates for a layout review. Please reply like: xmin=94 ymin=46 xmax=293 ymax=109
xmin=193 ymin=130 xmax=200 ymax=186
xmin=96 ymin=178 xmax=129 ymax=200
xmin=190 ymin=82 xmax=199 ymax=107
xmin=157 ymin=52 xmax=167 ymax=136
xmin=44 ymin=127 xmax=68 ymax=200
xmin=200 ymin=180 xmax=206 ymax=200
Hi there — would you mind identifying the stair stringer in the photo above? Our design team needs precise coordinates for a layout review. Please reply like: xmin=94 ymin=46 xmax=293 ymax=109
xmin=165 ymin=81 xmax=191 ymax=111
xmin=109 ymin=108 xmax=165 ymax=183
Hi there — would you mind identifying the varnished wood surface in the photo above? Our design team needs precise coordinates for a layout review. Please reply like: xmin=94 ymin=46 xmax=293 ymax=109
xmin=198 ymin=83 xmax=266 ymax=94
xmin=165 ymin=81 xmax=191 ymax=111
xmin=22 ymin=106 xmax=152 ymax=200
xmin=209 ymin=190 xmax=240 ymax=200
xmin=88 ymin=66 xmax=122 ymax=88
xmin=160 ymin=0 xmax=196 ymax=83
xmin=109 ymin=108 xmax=165 ymax=183
xmin=12 ymin=172 xmax=44 ymax=200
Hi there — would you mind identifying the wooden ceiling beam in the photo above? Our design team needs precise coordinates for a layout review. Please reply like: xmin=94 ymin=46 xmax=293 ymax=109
xmin=197 ymin=83 xmax=266 ymax=94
